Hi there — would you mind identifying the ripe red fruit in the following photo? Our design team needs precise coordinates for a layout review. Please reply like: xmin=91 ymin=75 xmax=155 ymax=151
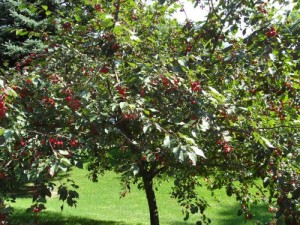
xmin=266 ymin=27 xmax=278 ymax=37
xmin=186 ymin=45 xmax=192 ymax=52
xmin=25 ymin=78 xmax=32 ymax=84
xmin=0 ymin=213 xmax=6 ymax=220
xmin=56 ymin=141 xmax=64 ymax=146
xmin=20 ymin=139 xmax=26 ymax=147
xmin=65 ymin=96 xmax=72 ymax=101
xmin=154 ymin=153 xmax=160 ymax=161
xmin=0 ymin=97 xmax=7 ymax=119
xmin=140 ymin=88 xmax=145 ymax=97
xmin=95 ymin=4 xmax=102 ymax=12
xmin=62 ymin=22 xmax=72 ymax=31
xmin=68 ymin=99 xmax=81 ymax=111
xmin=69 ymin=139 xmax=79 ymax=147
xmin=191 ymin=81 xmax=201 ymax=92
xmin=48 ymin=98 xmax=55 ymax=105
xmin=33 ymin=207 xmax=41 ymax=213
xmin=50 ymin=74 xmax=61 ymax=83
xmin=223 ymin=142 xmax=234 ymax=153
xmin=161 ymin=77 xmax=169 ymax=86
xmin=24 ymin=58 xmax=33 ymax=64
xmin=174 ymin=78 xmax=180 ymax=85
xmin=99 ymin=67 xmax=109 ymax=74
xmin=116 ymin=86 xmax=126 ymax=98
xmin=217 ymin=139 xmax=223 ymax=145
xmin=0 ymin=172 xmax=6 ymax=179
xmin=112 ymin=43 xmax=120 ymax=51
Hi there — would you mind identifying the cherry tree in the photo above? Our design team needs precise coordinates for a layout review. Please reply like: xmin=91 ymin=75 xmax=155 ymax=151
xmin=0 ymin=0 xmax=299 ymax=224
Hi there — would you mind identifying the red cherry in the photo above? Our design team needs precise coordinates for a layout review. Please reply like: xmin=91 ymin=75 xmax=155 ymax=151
xmin=65 ymin=96 xmax=72 ymax=101
xmin=33 ymin=207 xmax=41 ymax=213
xmin=99 ymin=67 xmax=109 ymax=74
xmin=20 ymin=139 xmax=26 ymax=147
xmin=0 ymin=172 xmax=6 ymax=179
xmin=24 ymin=58 xmax=33 ymax=64
xmin=69 ymin=139 xmax=79 ymax=147
xmin=191 ymin=81 xmax=201 ymax=92
xmin=162 ymin=77 xmax=169 ymax=86
xmin=112 ymin=43 xmax=120 ymax=51
xmin=48 ymin=98 xmax=55 ymax=105
xmin=62 ymin=22 xmax=72 ymax=30
xmin=68 ymin=99 xmax=81 ymax=111
xmin=140 ymin=88 xmax=145 ymax=97
xmin=186 ymin=45 xmax=192 ymax=52
xmin=95 ymin=4 xmax=102 ymax=12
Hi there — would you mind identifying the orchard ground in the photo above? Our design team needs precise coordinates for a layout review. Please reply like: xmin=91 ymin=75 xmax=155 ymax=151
xmin=9 ymin=167 xmax=272 ymax=225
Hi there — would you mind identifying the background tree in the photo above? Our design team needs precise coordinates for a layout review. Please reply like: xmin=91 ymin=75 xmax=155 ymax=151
xmin=0 ymin=0 xmax=299 ymax=225
xmin=0 ymin=0 xmax=89 ymax=66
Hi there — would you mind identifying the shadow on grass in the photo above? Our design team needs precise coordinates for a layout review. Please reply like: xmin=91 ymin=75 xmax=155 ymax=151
xmin=169 ymin=223 xmax=195 ymax=225
xmin=9 ymin=202 xmax=272 ymax=225
xmin=9 ymin=209 xmax=144 ymax=225
xmin=208 ymin=202 xmax=272 ymax=225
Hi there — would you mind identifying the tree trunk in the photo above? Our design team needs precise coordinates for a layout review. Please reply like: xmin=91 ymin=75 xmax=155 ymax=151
xmin=142 ymin=174 xmax=159 ymax=225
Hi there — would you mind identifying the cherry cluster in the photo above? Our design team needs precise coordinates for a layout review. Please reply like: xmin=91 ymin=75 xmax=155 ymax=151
xmin=191 ymin=81 xmax=201 ymax=92
xmin=217 ymin=139 xmax=234 ymax=153
xmin=0 ymin=95 xmax=7 ymax=119
xmin=116 ymin=85 xmax=126 ymax=99
xmin=266 ymin=27 xmax=278 ymax=37
xmin=65 ymin=96 xmax=81 ymax=111
xmin=0 ymin=213 xmax=8 ymax=225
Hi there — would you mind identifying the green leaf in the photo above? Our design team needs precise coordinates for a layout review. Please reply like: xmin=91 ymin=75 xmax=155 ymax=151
xmin=16 ymin=29 xmax=28 ymax=36
xmin=113 ymin=25 xmax=123 ymax=35
xmin=42 ymin=5 xmax=48 ymax=11
xmin=200 ymin=118 xmax=210 ymax=131
xmin=187 ymin=152 xmax=197 ymax=165
xmin=261 ymin=137 xmax=275 ymax=148
xmin=49 ymin=163 xmax=58 ymax=177
xmin=178 ymin=59 xmax=186 ymax=67
xmin=119 ymin=102 xmax=129 ymax=110
xmin=269 ymin=53 xmax=276 ymax=61
xmin=143 ymin=124 xmax=151 ymax=133
xmin=163 ymin=134 xmax=171 ymax=148
xmin=59 ymin=150 xmax=70 ymax=156
xmin=190 ymin=146 xmax=206 ymax=159
xmin=4 ymin=130 xmax=13 ymax=140
xmin=60 ymin=158 xmax=71 ymax=166
xmin=74 ymin=14 xmax=81 ymax=22
xmin=178 ymin=133 xmax=196 ymax=145
xmin=6 ymin=87 xmax=18 ymax=98
xmin=0 ymin=128 xmax=4 ymax=136
xmin=130 ymin=164 xmax=139 ymax=176
xmin=127 ymin=62 xmax=137 ymax=68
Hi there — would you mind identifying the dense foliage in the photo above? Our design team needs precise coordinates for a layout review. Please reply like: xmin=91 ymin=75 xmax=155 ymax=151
xmin=0 ymin=0 xmax=299 ymax=224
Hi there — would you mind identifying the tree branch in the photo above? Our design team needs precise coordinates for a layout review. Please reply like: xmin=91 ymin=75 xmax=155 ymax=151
xmin=113 ymin=0 xmax=121 ymax=23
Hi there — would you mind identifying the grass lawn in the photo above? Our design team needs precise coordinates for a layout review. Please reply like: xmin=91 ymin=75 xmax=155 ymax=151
xmin=9 ymin=167 xmax=272 ymax=225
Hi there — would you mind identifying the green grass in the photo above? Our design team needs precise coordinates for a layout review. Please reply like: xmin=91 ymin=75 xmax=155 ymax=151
xmin=8 ymin=168 xmax=272 ymax=225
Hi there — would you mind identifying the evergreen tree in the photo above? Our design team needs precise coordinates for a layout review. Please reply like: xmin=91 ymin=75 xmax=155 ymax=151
xmin=0 ymin=0 xmax=61 ymax=66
